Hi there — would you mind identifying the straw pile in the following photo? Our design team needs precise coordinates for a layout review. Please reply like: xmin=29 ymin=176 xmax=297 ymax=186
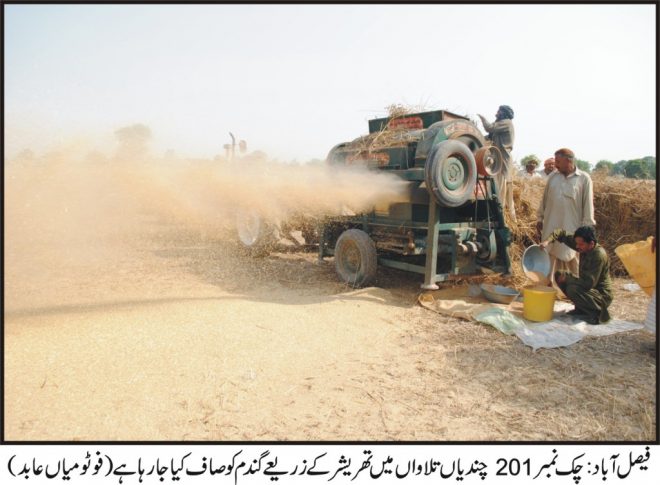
xmin=349 ymin=104 xmax=426 ymax=154
xmin=351 ymin=129 xmax=419 ymax=154
xmin=591 ymin=173 xmax=657 ymax=271
xmin=508 ymin=173 xmax=657 ymax=280
xmin=384 ymin=103 xmax=419 ymax=118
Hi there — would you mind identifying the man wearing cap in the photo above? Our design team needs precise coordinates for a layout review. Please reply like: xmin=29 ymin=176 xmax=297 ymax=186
xmin=520 ymin=157 xmax=542 ymax=179
xmin=540 ymin=226 xmax=612 ymax=324
xmin=538 ymin=157 xmax=556 ymax=180
xmin=478 ymin=105 xmax=516 ymax=222
xmin=536 ymin=148 xmax=595 ymax=294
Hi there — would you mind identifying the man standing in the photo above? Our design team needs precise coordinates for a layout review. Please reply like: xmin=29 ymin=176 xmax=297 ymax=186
xmin=520 ymin=157 xmax=541 ymax=179
xmin=536 ymin=148 xmax=595 ymax=291
xmin=538 ymin=157 xmax=556 ymax=180
xmin=540 ymin=226 xmax=612 ymax=324
xmin=478 ymin=105 xmax=516 ymax=222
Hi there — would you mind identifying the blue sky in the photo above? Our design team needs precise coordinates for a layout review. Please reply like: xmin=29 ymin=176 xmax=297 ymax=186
xmin=4 ymin=4 xmax=656 ymax=163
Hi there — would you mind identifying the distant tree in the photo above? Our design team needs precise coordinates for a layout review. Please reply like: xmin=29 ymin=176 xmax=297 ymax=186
xmin=575 ymin=159 xmax=591 ymax=173
xmin=249 ymin=150 xmax=268 ymax=162
xmin=624 ymin=159 xmax=652 ymax=179
xmin=607 ymin=157 xmax=656 ymax=179
xmin=594 ymin=160 xmax=614 ymax=174
xmin=642 ymin=156 xmax=656 ymax=179
xmin=163 ymin=149 xmax=180 ymax=163
xmin=611 ymin=160 xmax=628 ymax=176
xmin=85 ymin=150 xmax=107 ymax=164
xmin=114 ymin=123 xmax=152 ymax=160
xmin=15 ymin=148 xmax=36 ymax=162
xmin=115 ymin=123 xmax=151 ymax=145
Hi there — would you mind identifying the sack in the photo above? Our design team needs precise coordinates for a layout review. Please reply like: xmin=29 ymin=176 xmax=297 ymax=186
xmin=474 ymin=307 xmax=526 ymax=335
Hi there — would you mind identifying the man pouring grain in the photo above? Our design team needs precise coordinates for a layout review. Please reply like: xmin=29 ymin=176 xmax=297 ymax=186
xmin=536 ymin=148 xmax=595 ymax=293
xmin=478 ymin=105 xmax=516 ymax=222
xmin=540 ymin=226 xmax=612 ymax=325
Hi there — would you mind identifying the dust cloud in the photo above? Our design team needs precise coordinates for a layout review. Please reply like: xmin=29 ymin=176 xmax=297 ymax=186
xmin=114 ymin=150 xmax=409 ymax=232
xmin=4 ymin=125 xmax=408 ymax=310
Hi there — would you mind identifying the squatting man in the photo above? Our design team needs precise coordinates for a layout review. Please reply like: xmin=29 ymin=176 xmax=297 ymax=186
xmin=540 ymin=225 xmax=613 ymax=325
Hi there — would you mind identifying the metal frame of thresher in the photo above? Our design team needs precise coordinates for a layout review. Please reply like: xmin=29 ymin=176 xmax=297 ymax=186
xmin=318 ymin=174 xmax=511 ymax=289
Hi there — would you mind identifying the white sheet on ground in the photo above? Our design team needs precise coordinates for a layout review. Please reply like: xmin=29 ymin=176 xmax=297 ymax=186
xmin=420 ymin=293 xmax=644 ymax=350
xmin=483 ymin=301 xmax=644 ymax=350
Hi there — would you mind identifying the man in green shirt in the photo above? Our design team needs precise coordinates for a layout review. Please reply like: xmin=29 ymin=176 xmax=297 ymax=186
xmin=540 ymin=225 xmax=613 ymax=324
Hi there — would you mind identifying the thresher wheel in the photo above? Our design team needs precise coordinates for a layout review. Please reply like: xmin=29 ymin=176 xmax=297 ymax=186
xmin=424 ymin=140 xmax=477 ymax=207
xmin=334 ymin=229 xmax=377 ymax=287
xmin=236 ymin=209 xmax=277 ymax=256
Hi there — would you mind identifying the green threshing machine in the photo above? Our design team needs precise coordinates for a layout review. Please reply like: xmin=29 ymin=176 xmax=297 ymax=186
xmin=319 ymin=109 xmax=512 ymax=289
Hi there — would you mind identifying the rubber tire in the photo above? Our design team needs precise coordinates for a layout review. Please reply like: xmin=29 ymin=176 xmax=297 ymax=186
xmin=236 ymin=209 xmax=277 ymax=257
xmin=424 ymin=140 xmax=477 ymax=207
xmin=334 ymin=229 xmax=377 ymax=287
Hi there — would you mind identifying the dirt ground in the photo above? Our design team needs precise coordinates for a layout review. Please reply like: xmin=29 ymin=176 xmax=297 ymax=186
xmin=4 ymin=216 xmax=656 ymax=441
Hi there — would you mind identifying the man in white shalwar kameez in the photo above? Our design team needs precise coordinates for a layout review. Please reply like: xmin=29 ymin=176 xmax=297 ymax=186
xmin=536 ymin=148 xmax=595 ymax=295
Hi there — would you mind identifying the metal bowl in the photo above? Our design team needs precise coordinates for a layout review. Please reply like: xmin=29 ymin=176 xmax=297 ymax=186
xmin=480 ymin=283 xmax=520 ymax=304
xmin=522 ymin=245 xmax=552 ymax=283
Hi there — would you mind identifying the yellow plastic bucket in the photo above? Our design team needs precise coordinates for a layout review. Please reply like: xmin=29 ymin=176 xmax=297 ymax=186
xmin=614 ymin=237 xmax=656 ymax=296
xmin=523 ymin=286 xmax=556 ymax=322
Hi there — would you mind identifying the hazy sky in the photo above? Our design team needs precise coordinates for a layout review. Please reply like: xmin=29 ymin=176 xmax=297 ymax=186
xmin=4 ymin=4 xmax=656 ymax=163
